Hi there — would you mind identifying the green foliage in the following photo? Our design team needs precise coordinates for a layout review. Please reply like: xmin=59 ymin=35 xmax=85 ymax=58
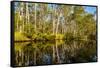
xmin=14 ymin=3 xmax=96 ymax=41
xmin=55 ymin=34 xmax=64 ymax=40
xmin=32 ymin=33 xmax=55 ymax=40
xmin=15 ymin=32 xmax=29 ymax=41
xmin=46 ymin=34 xmax=56 ymax=40
xmin=24 ymin=23 xmax=35 ymax=38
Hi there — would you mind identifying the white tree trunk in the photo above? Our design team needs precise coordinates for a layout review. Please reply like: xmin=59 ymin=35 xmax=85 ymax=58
xmin=34 ymin=3 xmax=37 ymax=33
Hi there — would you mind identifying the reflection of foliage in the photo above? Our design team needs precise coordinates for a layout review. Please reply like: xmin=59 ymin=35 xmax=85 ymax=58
xmin=75 ymin=41 xmax=97 ymax=62
xmin=14 ymin=40 xmax=97 ymax=66
xmin=15 ymin=42 xmax=29 ymax=51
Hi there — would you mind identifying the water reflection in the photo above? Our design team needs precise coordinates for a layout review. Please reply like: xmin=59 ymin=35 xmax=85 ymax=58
xmin=14 ymin=40 xmax=97 ymax=66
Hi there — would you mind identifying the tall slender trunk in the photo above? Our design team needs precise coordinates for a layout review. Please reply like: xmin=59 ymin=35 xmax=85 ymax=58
xmin=61 ymin=21 xmax=63 ymax=34
xmin=16 ymin=11 xmax=19 ymax=31
xmin=19 ymin=4 xmax=23 ymax=33
xmin=19 ymin=3 xmax=24 ymax=33
xmin=56 ymin=13 xmax=61 ymax=34
xmin=52 ymin=5 xmax=55 ymax=35
xmin=34 ymin=3 xmax=37 ymax=33
xmin=22 ymin=3 xmax=24 ymax=33
xmin=53 ymin=20 xmax=55 ymax=34
xmin=26 ymin=3 xmax=30 ymax=33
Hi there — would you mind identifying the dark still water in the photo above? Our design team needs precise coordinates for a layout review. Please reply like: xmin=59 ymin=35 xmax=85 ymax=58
xmin=14 ymin=40 xmax=97 ymax=66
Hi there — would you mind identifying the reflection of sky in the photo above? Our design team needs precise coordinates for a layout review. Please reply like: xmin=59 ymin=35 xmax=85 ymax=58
xmin=84 ymin=6 xmax=96 ymax=14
